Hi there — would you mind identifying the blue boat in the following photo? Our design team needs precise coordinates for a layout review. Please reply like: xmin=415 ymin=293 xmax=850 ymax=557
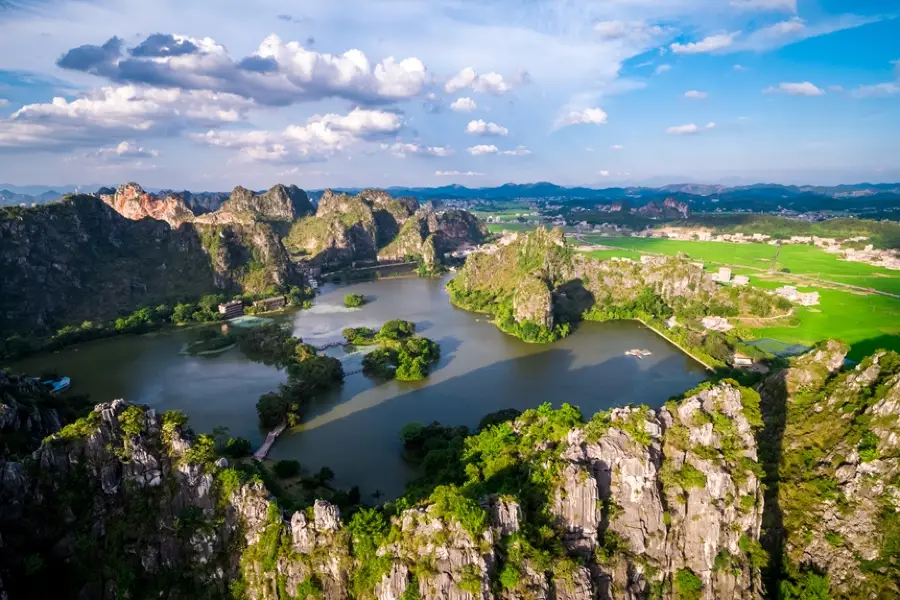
xmin=42 ymin=377 xmax=71 ymax=394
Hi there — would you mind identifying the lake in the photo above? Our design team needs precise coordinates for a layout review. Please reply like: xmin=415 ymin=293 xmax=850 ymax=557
xmin=9 ymin=275 xmax=707 ymax=498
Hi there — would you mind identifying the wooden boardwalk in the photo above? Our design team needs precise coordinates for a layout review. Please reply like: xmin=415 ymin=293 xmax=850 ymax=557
xmin=253 ymin=422 xmax=287 ymax=460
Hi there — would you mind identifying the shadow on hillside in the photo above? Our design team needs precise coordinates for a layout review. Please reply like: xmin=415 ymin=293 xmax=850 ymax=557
xmin=849 ymin=333 xmax=900 ymax=361
xmin=758 ymin=365 xmax=789 ymax=597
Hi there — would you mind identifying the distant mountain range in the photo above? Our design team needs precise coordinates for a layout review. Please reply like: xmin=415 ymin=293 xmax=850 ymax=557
xmin=5 ymin=181 xmax=900 ymax=213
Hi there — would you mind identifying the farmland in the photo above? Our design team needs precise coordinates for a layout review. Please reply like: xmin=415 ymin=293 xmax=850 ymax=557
xmin=575 ymin=235 xmax=900 ymax=360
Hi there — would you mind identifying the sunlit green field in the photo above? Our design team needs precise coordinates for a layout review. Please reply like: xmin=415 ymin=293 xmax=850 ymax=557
xmin=575 ymin=235 xmax=900 ymax=360
xmin=581 ymin=236 xmax=900 ymax=296
xmin=487 ymin=223 xmax=539 ymax=233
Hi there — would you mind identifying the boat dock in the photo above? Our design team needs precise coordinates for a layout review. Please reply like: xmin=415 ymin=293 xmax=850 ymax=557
xmin=253 ymin=422 xmax=287 ymax=460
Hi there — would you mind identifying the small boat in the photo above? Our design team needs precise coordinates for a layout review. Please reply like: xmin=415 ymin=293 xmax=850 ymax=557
xmin=625 ymin=349 xmax=653 ymax=359
xmin=43 ymin=377 xmax=71 ymax=394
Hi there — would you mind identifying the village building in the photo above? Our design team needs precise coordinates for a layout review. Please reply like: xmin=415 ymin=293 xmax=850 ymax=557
xmin=711 ymin=267 xmax=732 ymax=283
xmin=732 ymin=352 xmax=755 ymax=368
xmin=732 ymin=275 xmax=750 ymax=286
xmin=218 ymin=300 xmax=245 ymax=319
xmin=701 ymin=316 xmax=734 ymax=332
xmin=253 ymin=296 xmax=287 ymax=312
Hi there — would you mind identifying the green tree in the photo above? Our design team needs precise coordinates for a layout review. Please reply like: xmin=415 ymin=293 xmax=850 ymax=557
xmin=344 ymin=293 xmax=366 ymax=308
xmin=273 ymin=459 xmax=301 ymax=478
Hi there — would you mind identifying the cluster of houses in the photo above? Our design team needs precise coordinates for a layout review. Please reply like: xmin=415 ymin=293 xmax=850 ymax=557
xmin=774 ymin=285 xmax=820 ymax=306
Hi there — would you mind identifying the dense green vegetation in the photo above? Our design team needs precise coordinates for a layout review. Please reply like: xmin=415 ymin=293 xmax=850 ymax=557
xmin=358 ymin=320 xmax=441 ymax=381
xmin=344 ymin=293 xmax=367 ymax=308
xmin=0 ymin=286 xmax=314 ymax=362
xmin=240 ymin=324 xmax=344 ymax=428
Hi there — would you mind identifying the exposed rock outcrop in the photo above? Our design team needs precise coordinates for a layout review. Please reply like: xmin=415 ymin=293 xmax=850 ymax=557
xmin=760 ymin=341 xmax=900 ymax=597
xmin=99 ymin=182 xmax=196 ymax=227
xmin=288 ymin=190 xmax=484 ymax=268
xmin=221 ymin=184 xmax=314 ymax=221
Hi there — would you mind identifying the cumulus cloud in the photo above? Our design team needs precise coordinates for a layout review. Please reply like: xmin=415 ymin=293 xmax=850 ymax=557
xmin=435 ymin=170 xmax=483 ymax=176
xmin=0 ymin=85 xmax=251 ymax=151
xmin=465 ymin=119 xmax=508 ymax=136
xmin=554 ymin=107 xmax=608 ymax=129
xmin=444 ymin=67 xmax=510 ymax=94
xmin=381 ymin=142 xmax=452 ymax=157
xmin=610 ymin=144 xmax=625 ymax=150
xmin=56 ymin=33 xmax=428 ymax=106
xmin=192 ymin=107 xmax=403 ymax=163
xmin=730 ymin=0 xmax=797 ymax=11
xmin=851 ymin=82 xmax=900 ymax=98
xmin=666 ymin=122 xmax=716 ymax=135
xmin=733 ymin=64 xmax=747 ymax=71
xmin=763 ymin=82 xmax=825 ymax=96
xmin=94 ymin=140 xmax=159 ymax=159
xmin=684 ymin=90 xmax=708 ymax=99
xmin=655 ymin=64 xmax=672 ymax=75
xmin=599 ymin=170 xmax=610 ymax=177
xmin=671 ymin=33 xmax=737 ymax=54
xmin=467 ymin=144 xmax=498 ymax=156
xmin=501 ymin=146 xmax=531 ymax=156
xmin=449 ymin=97 xmax=477 ymax=112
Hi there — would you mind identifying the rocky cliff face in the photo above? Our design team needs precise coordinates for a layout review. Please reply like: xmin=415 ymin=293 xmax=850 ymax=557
xmin=0 ymin=195 xmax=216 ymax=335
xmin=99 ymin=182 xmax=197 ymax=227
xmin=2 ymin=344 xmax=898 ymax=599
xmin=221 ymin=184 xmax=314 ymax=221
xmin=0 ymin=371 xmax=62 ymax=456
xmin=378 ymin=209 xmax=487 ymax=262
xmin=288 ymin=190 xmax=483 ymax=268
xmin=760 ymin=340 xmax=900 ymax=597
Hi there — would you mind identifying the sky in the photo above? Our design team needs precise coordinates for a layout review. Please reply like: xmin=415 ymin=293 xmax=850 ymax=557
xmin=0 ymin=0 xmax=898 ymax=190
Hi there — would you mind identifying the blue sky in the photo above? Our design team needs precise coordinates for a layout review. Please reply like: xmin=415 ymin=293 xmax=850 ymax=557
xmin=0 ymin=0 xmax=897 ymax=190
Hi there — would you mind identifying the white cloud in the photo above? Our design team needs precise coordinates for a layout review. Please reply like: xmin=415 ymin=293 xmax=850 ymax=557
xmin=445 ymin=67 xmax=510 ymax=94
xmin=828 ymin=85 xmax=844 ymax=93
xmin=96 ymin=140 xmax=159 ymax=159
xmin=610 ymin=144 xmax=625 ymax=150
xmin=655 ymin=64 xmax=672 ymax=75
xmin=501 ymin=145 xmax=531 ymax=156
xmin=554 ymin=107 xmax=608 ymax=129
xmin=435 ymin=170 xmax=482 ymax=176
xmin=192 ymin=107 xmax=403 ymax=163
xmin=449 ymin=97 xmax=477 ymax=112
xmin=684 ymin=90 xmax=708 ymax=99
xmin=585 ymin=147 xmax=595 ymax=152
xmin=465 ymin=119 xmax=508 ymax=136
xmin=594 ymin=21 xmax=665 ymax=43
xmin=763 ymin=82 xmax=825 ymax=96
xmin=894 ymin=60 xmax=900 ymax=77
xmin=733 ymin=64 xmax=747 ymax=71
xmin=467 ymin=144 xmax=498 ymax=156
xmin=599 ymin=170 xmax=610 ymax=177
xmin=671 ymin=33 xmax=737 ymax=54
xmin=730 ymin=0 xmax=797 ymax=11
xmin=0 ymin=99 xmax=8 ymax=107
xmin=0 ymin=85 xmax=251 ymax=151
xmin=851 ymin=82 xmax=900 ymax=99
xmin=666 ymin=122 xmax=716 ymax=135
xmin=55 ymin=33 xmax=428 ymax=107
xmin=381 ymin=142 xmax=452 ymax=157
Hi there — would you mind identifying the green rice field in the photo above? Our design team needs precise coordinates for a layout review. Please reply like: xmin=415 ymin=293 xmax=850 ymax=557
xmin=575 ymin=235 xmax=900 ymax=360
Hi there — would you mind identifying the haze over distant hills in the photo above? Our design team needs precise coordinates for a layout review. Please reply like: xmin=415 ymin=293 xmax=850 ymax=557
xmin=0 ymin=182 xmax=900 ymax=210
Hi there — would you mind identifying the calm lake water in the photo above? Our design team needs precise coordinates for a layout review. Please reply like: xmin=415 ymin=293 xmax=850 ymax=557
xmin=9 ymin=275 xmax=707 ymax=498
